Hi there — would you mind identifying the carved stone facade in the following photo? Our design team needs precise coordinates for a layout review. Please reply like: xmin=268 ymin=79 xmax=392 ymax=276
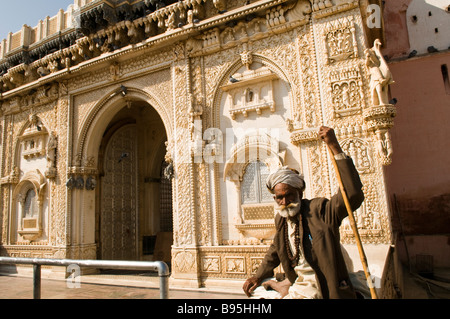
xmin=0 ymin=0 xmax=396 ymax=289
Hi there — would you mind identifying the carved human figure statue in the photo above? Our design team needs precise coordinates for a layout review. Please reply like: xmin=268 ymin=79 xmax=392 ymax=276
xmin=46 ymin=132 xmax=57 ymax=169
xmin=375 ymin=130 xmax=393 ymax=165
xmin=365 ymin=39 xmax=394 ymax=106
xmin=213 ymin=0 xmax=226 ymax=12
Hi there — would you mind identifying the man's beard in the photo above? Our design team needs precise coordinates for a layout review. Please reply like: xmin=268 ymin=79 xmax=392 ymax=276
xmin=275 ymin=201 xmax=301 ymax=218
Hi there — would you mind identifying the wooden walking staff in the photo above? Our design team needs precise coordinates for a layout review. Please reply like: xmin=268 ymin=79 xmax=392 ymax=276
xmin=326 ymin=145 xmax=378 ymax=299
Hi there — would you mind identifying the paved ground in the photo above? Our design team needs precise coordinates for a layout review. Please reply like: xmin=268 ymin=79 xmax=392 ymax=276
xmin=0 ymin=274 xmax=246 ymax=299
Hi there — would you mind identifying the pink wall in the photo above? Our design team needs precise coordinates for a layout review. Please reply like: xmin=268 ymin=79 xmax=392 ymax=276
xmin=384 ymin=53 xmax=450 ymax=236
xmin=382 ymin=0 xmax=412 ymax=58
xmin=381 ymin=1 xmax=450 ymax=268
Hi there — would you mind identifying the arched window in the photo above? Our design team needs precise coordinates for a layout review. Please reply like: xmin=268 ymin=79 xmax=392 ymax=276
xmin=241 ymin=160 xmax=272 ymax=204
xmin=14 ymin=170 xmax=46 ymax=242
xmin=23 ymin=189 xmax=38 ymax=218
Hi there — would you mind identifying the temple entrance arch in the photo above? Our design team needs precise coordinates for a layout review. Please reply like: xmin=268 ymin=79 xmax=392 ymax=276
xmin=95 ymin=101 xmax=172 ymax=263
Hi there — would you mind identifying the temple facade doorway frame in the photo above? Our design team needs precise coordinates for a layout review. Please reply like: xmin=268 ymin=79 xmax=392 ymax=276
xmin=71 ymin=89 xmax=173 ymax=265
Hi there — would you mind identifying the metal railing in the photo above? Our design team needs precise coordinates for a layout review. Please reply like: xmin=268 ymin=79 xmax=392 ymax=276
xmin=0 ymin=257 xmax=170 ymax=299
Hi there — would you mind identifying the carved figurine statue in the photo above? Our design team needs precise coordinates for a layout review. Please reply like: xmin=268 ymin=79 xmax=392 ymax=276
xmin=165 ymin=11 xmax=176 ymax=30
xmin=375 ymin=129 xmax=393 ymax=165
xmin=45 ymin=132 xmax=58 ymax=178
xmin=46 ymin=132 xmax=57 ymax=169
xmin=85 ymin=176 xmax=97 ymax=190
xmin=213 ymin=0 xmax=226 ymax=12
xmin=365 ymin=39 xmax=394 ymax=106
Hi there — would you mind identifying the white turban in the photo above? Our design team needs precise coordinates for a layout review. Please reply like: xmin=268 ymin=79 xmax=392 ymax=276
xmin=266 ymin=166 xmax=305 ymax=194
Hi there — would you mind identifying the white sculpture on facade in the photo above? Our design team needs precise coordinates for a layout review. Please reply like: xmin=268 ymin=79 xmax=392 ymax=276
xmin=45 ymin=132 xmax=57 ymax=178
xmin=365 ymin=39 xmax=394 ymax=106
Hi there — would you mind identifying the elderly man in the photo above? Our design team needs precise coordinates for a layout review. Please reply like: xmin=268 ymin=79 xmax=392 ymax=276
xmin=242 ymin=126 xmax=365 ymax=299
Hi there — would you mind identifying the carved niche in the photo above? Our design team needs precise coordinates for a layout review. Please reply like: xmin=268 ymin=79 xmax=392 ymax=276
xmin=19 ymin=114 xmax=48 ymax=160
xmin=18 ymin=114 xmax=57 ymax=179
xmin=14 ymin=170 xmax=47 ymax=242
xmin=221 ymin=52 xmax=278 ymax=120
xmin=339 ymin=137 xmax=374 ymax=174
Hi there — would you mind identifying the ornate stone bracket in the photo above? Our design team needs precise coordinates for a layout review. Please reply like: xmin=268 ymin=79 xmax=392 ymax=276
xmin=1 ymin=166 xmax=21 ymax=185
xmin=66 ymin=166 xmax=98 ymax=191
xmin=363 ymin=106 xmax=396 ymax=166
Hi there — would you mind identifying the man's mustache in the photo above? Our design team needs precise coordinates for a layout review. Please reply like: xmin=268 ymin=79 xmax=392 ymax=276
xmin=275 ymin=202 xmax=300 ymax=211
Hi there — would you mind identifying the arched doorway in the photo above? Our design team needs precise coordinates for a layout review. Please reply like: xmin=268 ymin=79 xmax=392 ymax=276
xmin=100 ymin=124 xmax=138 ymax=260
xmin=96 ymin=101 xmax=172 ymax=264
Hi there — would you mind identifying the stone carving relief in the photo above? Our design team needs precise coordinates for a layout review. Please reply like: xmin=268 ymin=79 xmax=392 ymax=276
xmin=1 ymin=82 xmax=58 ymax=114
xmin=1 ymin=166 xmax=20 ymax=185
xmin=251 ymin=257 xmax=264 ymax=274
xmin=172 ymin=57 xmax=194 ymax=247
xmin=312 ymin=0 xmax=334 ymax=11
xmin=375 ymin=129 xmax=393 ymax=166
xmin=324 ymin=16 xmax=358 ymax=64
xmin=197 ymin=246 xmax=270 ymax=281
xmin=292 ymin=26 xmax=321 ymax=130
xmin=212 ymin=0 xmax=227 ymax=13
xmin=109 ymin=62 xmax=120 ymax=81
xmin=67 ymin=155 xmax=98 ymax=191
xmin=202 ymin=256 xmax=221 ymax=273
xmin=339 ymin=136 xmax=373 ymax=174
xmin=330 ymin=66 xmax=364 ymax=118
xmin=331 ymin=124 xmax=391 ymax=244
xmin=173 ymin=250 xmax=197 ymax=273
xmin=186 ymin=1 xmax=311 ymax=58
xmin=341 ymin=175 xmax=387 ymax=244
xmin=226 ymin=257 xmax=245 ymax=274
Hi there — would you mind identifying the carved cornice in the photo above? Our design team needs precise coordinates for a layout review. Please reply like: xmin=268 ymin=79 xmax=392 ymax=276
xmin=311 ymin=0 xmax=359 ymax=19
xmin=67 ymin=166 xmax=98 ymax=177
xmin=1 ymin=0 xmax=298 ymax=97
xmin=0 ymin=0 xmax=364 ymax=100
